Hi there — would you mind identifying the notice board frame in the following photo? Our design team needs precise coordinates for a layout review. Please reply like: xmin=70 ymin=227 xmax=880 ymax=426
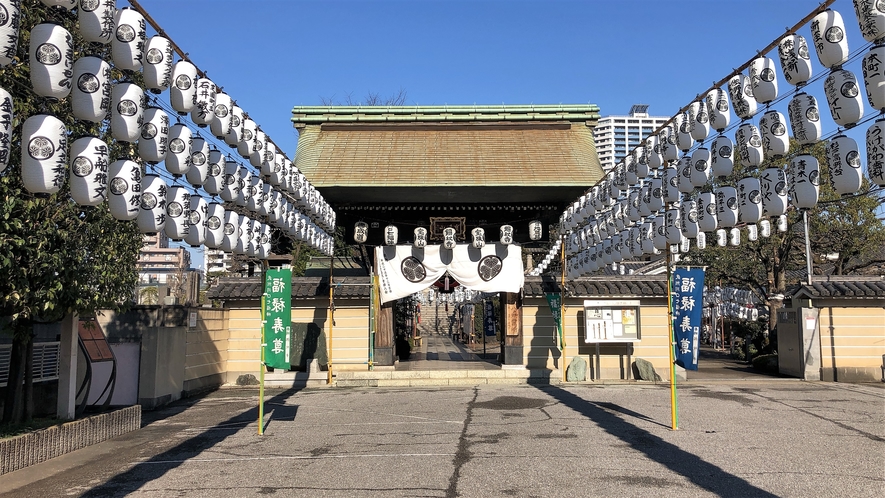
xmin=582 ymin=299 xmax=642 ymax=343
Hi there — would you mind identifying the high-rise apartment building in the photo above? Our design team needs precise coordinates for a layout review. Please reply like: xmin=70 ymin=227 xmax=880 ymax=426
xmin=136 ymin=233 xmax=201 ymax=305
xmin=593 ymin=104 xmax=669 ymax=172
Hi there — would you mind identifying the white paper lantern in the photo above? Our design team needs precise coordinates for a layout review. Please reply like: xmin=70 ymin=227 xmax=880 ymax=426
xmin=108 ymin=159 xmax=141 ymax=221
xmin=749 ymin=56 xmax=778 ymax=104
xmin=71 ymin=56 xmax=111 ymax=123
xmin=862 ymin=44 xmax=885 ymax=111
xmin=234 ymin=216 xmax=249 ymax=255
xmin=138 ymin=107 xmax=169 ymax=164
xmin=627 ymin=190 xmax=641 ymax=222
xmin=716 ymin=229 xmax=727 ymax=247
xmin=789 ymin=154 xmax=821 ymax=209
xmin=665 ymin=207 xmax=682 ymax=244
xmin=674 ymin=112 xmax=693 ymax=152
xmin=680 ymin=200 xmax=699 ymax=239
xmin=110 ymin=82 xmax=144 ymax=143
xmin=220 ymin=159 xmax=240 ymax=202
xmin=688 ymin=100 xmax=710 ymax=141
xmin=729 ymin=228 xmax=741 ymax=247
xmin=824 ymin=69 xmax=864 ymax=127
xmin=715 ymin=186 xmax=739 ymax=228
xmin=500 ymin=225 xmax=514 ymax=245
xmin=69 ymin=136 xmax=108 ymax=206
xmin=760 ymin=219 xmax=771 ymax=238
xmin=29 ymin=23 xmax=73 ymax=99
xmin=186 ymin=136 xmax=209 ymax=187
xmin=735 ymin=123 xmax=764 ymax=168
xmin=811 ymin=9 xmax=849 ymax=69
xmin=137 ymin=174 xmax=166 ymax=234
xmin=165 ymin=186 xmax=190 ymax=240
xmin=261 ymin=144 xmax=277 ymax=178
xmin=258 ymin=223 xmax=271 ymax=259
xmin=759 ymin=110 xmax=790 ymax=158
xmin=243 ymin=177 xmax=261 ymax=215
xmin=689 ymin=148 xmax=710 ymax=188
xmin=249 ymin=129 xmax=266 ymax=168
xmin=200 ymin=202 xmax=223 ymax=249
xmin=468 ymin=227 xmax=485 ymax=249
xmin=258 ymin=182 xmax=271 ymax=216
xmin=728 ymin=74 xmax=757 ymax=120
xmin=760 ymin=167 xmax=789 ymax=217
xmin=826 ymin=135 xmax=864 ymax=195
xmin=853 ymin=0 xmax=885 ymax=42
xmin=777 ymin=214 xmax=789 ymax=232
xmin=238 ymin=118 xmax=256 ymax=158
xmin=778 ymin=34 xmax=813 ymax=86
xmin=220 ymin=210 xmax=239 ymax=252
xmin=112 ymin=8 xmax=146 ymax=71
xmin=143 ymin=35 xmax=173 ymax=94
xmin=165 ymin=123 xmax=192 ymax=176
xmin=382 ymin=225 xmax=398 ymax=246
xmin=696 ymin=192 xmax=717 ymax=232
xmin=77 ymin=0 xmax=115 ymax=45
xmin=184 ymin=195 xmax=207 ymax=247
xmin=209 ymin=92 xmax=232 ymax=139
xmin=662 ymin=165 xmax=680 ymax=203
xmin=21 ymin=114 xmax=66 ymax=194
xmin=0 ymin=0 xmax=20 ymax=66
xmin=660 ymin=126 xmax=679 ymax=162
xmin=170 ymin=60 xmax=197 ymax=115
xmin=191 ymin=78 xmax=216 ymax=127
xmin=787 ymin=93 xmax=822 ymax=144
xmin=737 ymin=177 xmax=763 ymax=224
xmin=677 ymin=155 xmax=694 ymax=194
xmin=648 ymin=175 xmax=664 ymax=212
xmin=0 ymin=86 xmax=10 ymax=173
xmin=624 ymin=155 xmax=638 ymax=186
xmin=643 ymin=135 xmax=661 ymax=170
xmin=866 ymin=119 xmax=885 ymax=186
xmin=705 ymin=88 xmax=731 ymax=132
xmin=652 ymin=215 xmax=667 ymax=250
xmin=710 ymin=135 xmax=734 ymax=178
xmin=203 ymin=149 xmax=224 ymax=195
xmin=696 ymin=232 xmax=707 ymax=250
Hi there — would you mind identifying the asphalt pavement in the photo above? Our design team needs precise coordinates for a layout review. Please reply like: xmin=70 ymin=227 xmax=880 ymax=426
xmin=1 ymin=381 xmax=883 ymax=497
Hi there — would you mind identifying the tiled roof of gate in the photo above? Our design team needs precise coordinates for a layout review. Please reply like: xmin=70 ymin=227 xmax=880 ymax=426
xmin=290 ymin=105 xmax=603 ymax=189
xmin=208 ymin=277 xmax=373 ymax=301
xmin=788 ymin=276 xmax=885 ymax=300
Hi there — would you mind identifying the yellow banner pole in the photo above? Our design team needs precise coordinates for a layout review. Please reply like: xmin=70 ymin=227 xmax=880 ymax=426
xmin=258 ymin=262 xmax=268 ymax=435
xmin=666 ymin=243 xmax=678 ymax=430
xmin=560 ymin=234 xmax=567 ymax=383
xmin=327 ymin=254 xmax=335 ymax=384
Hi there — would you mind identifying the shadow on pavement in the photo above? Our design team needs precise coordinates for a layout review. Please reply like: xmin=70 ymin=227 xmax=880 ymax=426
xmin=80 ymin=387 xmax=302 ymax=497
xmin=536 ymin=384 xmax=778 ymax=497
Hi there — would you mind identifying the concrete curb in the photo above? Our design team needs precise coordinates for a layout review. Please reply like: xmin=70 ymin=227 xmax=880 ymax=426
xmin=0 ymin=405 xmax=141 ymax=476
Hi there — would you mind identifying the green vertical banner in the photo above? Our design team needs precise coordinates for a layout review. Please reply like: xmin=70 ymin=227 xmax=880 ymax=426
xmin=545 ymin=293 xmax=564 ymax=349
xmin=263 ymin=268 xmax=292 ymax=370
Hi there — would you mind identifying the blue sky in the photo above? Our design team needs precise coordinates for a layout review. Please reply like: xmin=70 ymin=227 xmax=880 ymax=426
xmin=132 ymin=0 xmax=875 ymax=267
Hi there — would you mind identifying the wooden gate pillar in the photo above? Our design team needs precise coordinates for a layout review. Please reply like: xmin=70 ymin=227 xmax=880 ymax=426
xmin=375 ymin=300 xmax=395 ymax=366
xmin=502 ymin=291 xmax=524 ymax=366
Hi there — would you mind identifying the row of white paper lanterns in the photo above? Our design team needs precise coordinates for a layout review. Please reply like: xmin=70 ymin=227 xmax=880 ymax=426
xmin=356 ymin=220 xmax=545 ymax=249
xmin=0 ymin=0 xmax=336 ymax=237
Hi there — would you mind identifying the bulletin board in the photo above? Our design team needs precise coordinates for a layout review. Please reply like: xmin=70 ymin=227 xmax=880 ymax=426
xmin=583 ymin=300 xmax=641 ymax=343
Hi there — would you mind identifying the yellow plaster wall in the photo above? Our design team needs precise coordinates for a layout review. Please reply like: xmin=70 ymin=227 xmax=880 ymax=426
xmin=522 ymin=298 xmax=671 ymax=380
xmin=818 ymin=305 xmax=885 ymax=370
xmin=184 ymin=309 xmax=229 ymax=388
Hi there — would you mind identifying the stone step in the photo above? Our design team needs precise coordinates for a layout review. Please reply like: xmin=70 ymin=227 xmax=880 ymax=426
xmin=333 ymin=369 xmax=560 ymax=387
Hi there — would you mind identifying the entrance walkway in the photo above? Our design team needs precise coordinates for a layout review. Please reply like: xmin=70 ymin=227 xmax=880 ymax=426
xmin=396 ymin=304 xmax=500 ymax=371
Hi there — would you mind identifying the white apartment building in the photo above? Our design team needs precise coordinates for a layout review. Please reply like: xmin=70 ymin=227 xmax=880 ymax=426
xmin=204 ymin=248 xmax=234 ymax=277
xmin=593 ymin=104 xmax=669 ymax=172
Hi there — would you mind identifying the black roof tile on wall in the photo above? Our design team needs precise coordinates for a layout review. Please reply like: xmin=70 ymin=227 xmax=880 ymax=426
xmin=788 ymin=276 xmax=885 ymax=300
xmin=208 ymin=276 xmax=372 ymax=301
xmin=523 ymin=276 xmax=667 ymax=298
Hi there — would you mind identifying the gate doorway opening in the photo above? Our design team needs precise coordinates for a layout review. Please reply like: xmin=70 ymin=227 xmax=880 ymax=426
xmin=392 ymin=284 xmax=502 ymax=372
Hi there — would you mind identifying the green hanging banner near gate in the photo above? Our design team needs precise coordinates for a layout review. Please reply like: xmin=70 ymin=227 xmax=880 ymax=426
xmin=545 ymin=293 xmax=564 ymax=350
xmin=263 ymin=268 xmax=292 ymax=370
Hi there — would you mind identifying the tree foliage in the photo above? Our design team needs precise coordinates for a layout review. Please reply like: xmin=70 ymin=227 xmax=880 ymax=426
xmin=1 ymin=1 xmax=143 ymax=423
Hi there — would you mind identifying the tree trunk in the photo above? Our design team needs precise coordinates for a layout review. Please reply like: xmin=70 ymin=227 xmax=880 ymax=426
xmin=24 ymin=333 xmax=35 ymax=422
xmin=2 ymin=329 xmax=28 ymax=424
